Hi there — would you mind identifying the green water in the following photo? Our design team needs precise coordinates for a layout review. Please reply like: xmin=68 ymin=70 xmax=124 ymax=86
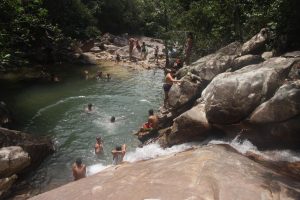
xmin=0 ymin=64 xmax=164 ymax=193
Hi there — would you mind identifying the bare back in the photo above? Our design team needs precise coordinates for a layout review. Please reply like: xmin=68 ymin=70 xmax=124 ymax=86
xmin=72 ymin=164 xmax=86 ymax=181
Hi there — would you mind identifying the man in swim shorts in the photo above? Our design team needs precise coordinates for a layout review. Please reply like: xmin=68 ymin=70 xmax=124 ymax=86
xmin=72 ymin=158 xmax=86 ymax=181
xmin=163 ymin=70 xmax=182 ymax=108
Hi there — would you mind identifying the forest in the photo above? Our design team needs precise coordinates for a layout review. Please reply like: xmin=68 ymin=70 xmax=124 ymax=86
xmin=0 ymin=0 xmax=299 ymax=68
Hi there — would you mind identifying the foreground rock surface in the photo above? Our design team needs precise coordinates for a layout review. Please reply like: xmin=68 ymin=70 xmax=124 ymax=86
xmin=30 ymin=145 xmax=300 ymax=200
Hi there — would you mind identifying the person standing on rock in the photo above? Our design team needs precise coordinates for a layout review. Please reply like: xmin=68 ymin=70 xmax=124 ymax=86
xmin=154 ymin=46 xmax=159 ymax=63
xmin=129 ymin=38 xmax=135 ymax=60
xmin=112 ymin=144 xmax=126 ymax=165
xmin=141 ymin=42 xmax=147 ymax=60
xmin=184 ymin=32 xmax=193 ymax=65
xmin=163 ymin=70 xmax=182 ymax=108
xmin=72 ymin=158 xmax=86 ymax=181
xmin=136 ymin=40 xmax=141 ymax=52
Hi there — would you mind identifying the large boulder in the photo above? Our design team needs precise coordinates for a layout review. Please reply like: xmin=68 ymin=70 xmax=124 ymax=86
xmin=168 ymin=77 xmax=203 ymax=108
xmin=232 ymin=54 xmax=263 ymax=70
xmin=202 ymin=57 xmax=295 ymax=124
xmin=177 ymin=42 xmax=242 ymax=81
xmin=241 ymin=28 xmax=269 ymax=55
xmin=0 ymin=128 xmax=54 ymax=169
xmin=0 ymin=146 xmax=30 ymax=177
xmin=250 ymin=80 xmax=300 ymax=123
xmin=29 ymin=145 xmax=300 ymax=200
xmin=164 ymin=104 xmax=211 ymax=146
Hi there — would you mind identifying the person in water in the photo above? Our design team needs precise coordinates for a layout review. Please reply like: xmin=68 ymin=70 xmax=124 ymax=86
xmin=72 ymin=158 xmax=86 ymax=181
xmin=106 ymin=73 xmax=111 ymax=80
xmin=85 ymin=103 xmax=93 ymax=112
xmin=96 ymin=71 xmax=103 ymax=79
xmin=112 ymin=144 xmax=126 ymax=165
xmin=84 ymin=70 xmax=89 ymax=80
xmin=163 ymin=70 xmax=182 ymax=108
xmin=110 ymin=116 xmax=116 ymax=123
xmin=142 ymin=109 xmax=158 ymax=131
xmin=95 ymin=136 xmax=103 ymax=154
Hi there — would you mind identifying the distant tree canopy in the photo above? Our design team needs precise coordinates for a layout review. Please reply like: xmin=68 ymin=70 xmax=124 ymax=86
xmin=0 ymin=0 xmax=299 ymax=68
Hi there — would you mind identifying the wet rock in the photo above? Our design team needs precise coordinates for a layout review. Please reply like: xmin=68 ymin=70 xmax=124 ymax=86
xmin=232 ymin=54 xmax=263 ymax=70
xmin=250 ymin=80 xmax=300 ymax=123
xmin=165 ymin=104 xmax=211 ymax=146
xmin=241 ymin=28 xmax=270 ymax=55
xmin=29 ymin=145 xmax=300 ymax=200
xmin=202 ymin=57 xmax=294 ymax=124
xmin=0 ymin=128 xmax=54 ymax=170
xmin=0 ymin=146 xmax=30 ymax=177
xmin=0 ymin=174 xmax=17 ymax=198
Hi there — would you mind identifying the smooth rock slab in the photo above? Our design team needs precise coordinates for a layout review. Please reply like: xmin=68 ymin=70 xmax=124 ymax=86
xmin=29 ymin=145 xmax=300 ymax=200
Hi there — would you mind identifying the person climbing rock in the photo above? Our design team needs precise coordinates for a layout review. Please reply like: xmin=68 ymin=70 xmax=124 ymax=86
xmin=112 ymin=144 xmax=126 ymax=165
xmin=72 ymin=158 xmax=86 ymax=181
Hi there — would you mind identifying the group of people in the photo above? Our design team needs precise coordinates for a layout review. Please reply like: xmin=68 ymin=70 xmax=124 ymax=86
xmin=73 ymin=103 xmax=126 ymax=181
xmin=73 ymin=33 xmax=194 ymax=181
xmin=84 ymin=70 xmax=111 ymax=80
xmin=128 ymin=38 xmax=160 ymax=62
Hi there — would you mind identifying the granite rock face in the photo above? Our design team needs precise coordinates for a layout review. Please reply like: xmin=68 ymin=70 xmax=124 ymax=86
xmin=29 ymin=145 xmax=300 ymax=200
xmin=202 ymin=57 xmax=294 ymax=124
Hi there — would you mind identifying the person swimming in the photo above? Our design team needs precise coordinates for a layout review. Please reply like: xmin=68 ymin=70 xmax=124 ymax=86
xmin=110 ymin=116 xmax=116 ymax=123
xmin=85 ymin=103 xmax=93 ymax=113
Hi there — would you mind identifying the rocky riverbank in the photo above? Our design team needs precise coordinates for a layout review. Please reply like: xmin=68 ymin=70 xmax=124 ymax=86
xmin=72 ymin=33 xmax=166 ymax=70
xmin=0 ymin=128 xmax=54 ymax=199
xmin=135 ymin=28 xmax=300 ymax=151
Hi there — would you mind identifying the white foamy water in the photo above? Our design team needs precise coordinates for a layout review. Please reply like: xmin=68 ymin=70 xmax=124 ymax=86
xmin=209 ymin=136 xmax=300 ymax=162
xmin=87 ymin=163 xmax=111 ymax=176
xmin=87 ymin=142 xmax=196 ymax=175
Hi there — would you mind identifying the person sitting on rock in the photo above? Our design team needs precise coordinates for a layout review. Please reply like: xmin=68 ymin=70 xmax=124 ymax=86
xmin=72 ymin=158 xmax=86 ymax=181
xmin=112 ymin=144 xmax=126 ymax=165
xmin=163 ymin=70 xmax=182 ymax=108
xmin=95 ymin=136 xmax=103 ymax=155
xmin=141 ymin=109 xmax=158 ymax=131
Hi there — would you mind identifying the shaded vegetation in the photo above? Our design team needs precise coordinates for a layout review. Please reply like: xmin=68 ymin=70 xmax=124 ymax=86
xmin=0 ymin=0 xmax=299 ymax=68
